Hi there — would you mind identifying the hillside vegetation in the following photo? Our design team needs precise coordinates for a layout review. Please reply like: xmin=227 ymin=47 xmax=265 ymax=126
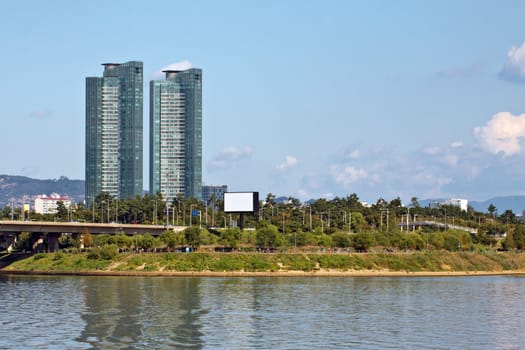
xmin=4 ymin=251 xmax=525 ymax=274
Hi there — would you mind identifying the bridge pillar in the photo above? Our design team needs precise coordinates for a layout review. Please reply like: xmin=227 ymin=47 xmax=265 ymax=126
xmin=0 ymin=232 xmax=16 ymax=252
xmin=47 ymin=232 xmax=60 ymax=252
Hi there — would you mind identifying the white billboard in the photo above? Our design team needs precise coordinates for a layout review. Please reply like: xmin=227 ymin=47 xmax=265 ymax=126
xmin=224 ymin=192 xmax=259 ymax=213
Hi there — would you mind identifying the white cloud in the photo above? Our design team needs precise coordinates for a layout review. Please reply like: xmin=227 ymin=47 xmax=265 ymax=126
xmin=297 ymin=188 xmax=309 ymax=198
xmin=499 ymin=42 xmax=525 ymax=83
xmin=441 ymin=154 xmax=459 ymax=166
xmin=411 ymin=171 xmax=453 ymax=188
xmin=29 ymin=109 xmax=52 ymax=119
xmin=330 ymin=165 xmax=368 ymax=187
xmin=405 ymin=169 xmax=453 ymax=198
xmin=218 ymin=145 xmax=254 ymax=159
xmin=290 ymin=139 xmax=525 ymax=202
xmin=423 ymin=146 xmax=440 ymax=155
xmin=473 ymin=112 xmax=525 ymax=156
xmin=276 ymin=156 xmax=299 ymax=171
xmin=151 ymin=60 xmax=194 ymax=80
xmin=162 ymin=60 xmax=193 ymax=71
xmin=347 ymin=149 xmax=360 ymax=159
xmin=208 ymin=145 xmax=254 ymax=170
xmin=437 ymin=64 xmax=482 ymax=78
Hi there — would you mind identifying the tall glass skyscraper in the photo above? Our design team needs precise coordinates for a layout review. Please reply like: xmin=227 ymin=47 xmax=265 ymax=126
xmin=86 ymin=61 xmax=143 ymax=203
xmin=150 ymin=68 xmax=202 ymax=202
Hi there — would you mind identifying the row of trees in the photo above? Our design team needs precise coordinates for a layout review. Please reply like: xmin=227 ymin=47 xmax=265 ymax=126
xmin=4 ymin=192 xmax=525 ymax=252
xmin=42 ymin=224 xmax=478 ymax=254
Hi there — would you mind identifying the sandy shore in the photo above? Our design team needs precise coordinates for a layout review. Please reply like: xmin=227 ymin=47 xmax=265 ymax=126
xmin=2 ymin=269 xmax=525 ymax=277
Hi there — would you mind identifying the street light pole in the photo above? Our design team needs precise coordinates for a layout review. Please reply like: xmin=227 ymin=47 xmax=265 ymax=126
xmin=282 ymin=211 xmax=285 ymax=234
xmin=406 ymin=208 xmax=409 ymax=251
xmin=154 ymin=200 xmax=157 ymax=225
xmin=309 ymin=206 xmax=312 ymax=232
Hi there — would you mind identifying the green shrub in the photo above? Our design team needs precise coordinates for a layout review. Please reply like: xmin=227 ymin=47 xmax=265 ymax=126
xmin=33 ymin=253 xmax=46 ymax=260
xmin=53 ymin=252 xmax=65 ymax=261
xmin=331 ymin=233 xmax=352 ymax=248
xmin=87 ymin=244 xmax=118 ymax=260
xmin=352 ymin=232 xmax=374 ymax=251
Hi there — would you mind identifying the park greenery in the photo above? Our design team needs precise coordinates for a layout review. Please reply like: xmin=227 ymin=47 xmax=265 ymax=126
xmin=2 ymin=192 xmax=525 ymax=255
xmin=6 ymin=251 xmax=525 ymax=274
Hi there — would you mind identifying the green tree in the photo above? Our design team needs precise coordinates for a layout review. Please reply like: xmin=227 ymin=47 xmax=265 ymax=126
xmin=220 ymin=228 xmax=241 ymax=248
xmin=256 ymin=225 xmax=283 ymax=249
xmin=160 ymin=230 xmax=185 ymax=251
xmin=331 ymin=232 xmax=351 ymax=248
xmin=135 ymin=235 xmax=157 ymax=251
xmin=351 ymin=212 xmax=367 ymax=232
xmin=184 ymin=226 xmax=202 ymax=249
xmin=55 ymin=201 xmax=68 ymax=221
xmin=500 ymin=209 xmax=517 ymax=224
xmin=502 ymin=231 xmax=516 ymax=250
xmin=59 ymin=234 xmax=82 ymax=249
xmin=389 ymin=197 xmax=402 ymax=208
xmin=317 ymin=233 xmax=332 ymax=248
xmin=513 ymin=224 xmax=525 ymax=250
xmin=352 ymin=232 xmax=374 ymax=252
xmin=15 ymin=232 xmax=32 ymax=251
xmin=443 ymin=230 xmax=471 ymax=251
xmin=1 ymin=206 xmax=13 ymax=220
xmin=487 ymin=204 xmax=497 ymax=216
xmin=265 ymin=193 xmax=276 ymax=206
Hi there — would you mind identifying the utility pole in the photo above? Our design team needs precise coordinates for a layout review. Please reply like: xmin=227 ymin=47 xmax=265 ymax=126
xmin=406 ymin=207 xmax=409 ymax=251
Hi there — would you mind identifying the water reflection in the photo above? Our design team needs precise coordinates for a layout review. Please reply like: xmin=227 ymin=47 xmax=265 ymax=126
xmin=0 ymin=275 xmax=88 ymax=349
xmin=77 ymin=277 xmax=206 ymax=349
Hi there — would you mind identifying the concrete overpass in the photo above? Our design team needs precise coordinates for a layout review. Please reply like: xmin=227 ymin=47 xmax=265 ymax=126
xmin=0 ymin=220 xmax=186 ymax=252
xmin=398 ymin=220 xmax=478 ymax=234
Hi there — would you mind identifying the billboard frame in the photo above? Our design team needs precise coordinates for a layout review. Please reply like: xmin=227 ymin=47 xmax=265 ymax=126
xmin=223 ymin=191 xmax=259 ymax=230
xmin=224 ymin=192 xmax=259 ymax=214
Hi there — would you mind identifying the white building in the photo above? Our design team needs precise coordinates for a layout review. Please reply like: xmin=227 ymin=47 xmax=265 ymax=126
xmin=440 ymin=198 xmax=469 ymax=212
xmin=34 ymin=193 xmax=71 ymax=214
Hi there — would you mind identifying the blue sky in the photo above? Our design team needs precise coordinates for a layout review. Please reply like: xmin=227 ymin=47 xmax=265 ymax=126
xmin=2 ymin=0 xmax=525 ymax=204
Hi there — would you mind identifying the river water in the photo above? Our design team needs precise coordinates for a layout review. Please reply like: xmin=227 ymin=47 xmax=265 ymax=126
xmin=0 ymin=274 xmax=523 ymax=349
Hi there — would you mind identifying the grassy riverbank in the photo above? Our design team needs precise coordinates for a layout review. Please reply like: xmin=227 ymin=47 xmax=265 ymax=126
xmin=2 ymin=251 xmax=525 ymax=276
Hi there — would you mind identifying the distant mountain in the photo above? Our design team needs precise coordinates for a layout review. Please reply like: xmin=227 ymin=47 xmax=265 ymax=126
xmin=0 ymin=175 xmax=84 ymax=207
xmin=420 ymin=196 xmax=525 ymax=215
xmin=469 ymin=196 xmax=525 ymax=215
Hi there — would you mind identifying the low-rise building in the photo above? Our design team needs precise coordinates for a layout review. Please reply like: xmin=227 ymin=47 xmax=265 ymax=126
xmin=34 ymin=193 xmax=71 ymax=214
xmin=430 ymin=198 xmax=469 ymax=212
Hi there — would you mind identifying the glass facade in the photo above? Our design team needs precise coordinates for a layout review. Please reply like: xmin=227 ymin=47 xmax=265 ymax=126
xmin=150 ymin=68 xmax=202 ymax=202
xmin=202 ymin=185 xmax=228 ymax=202
xmin=86 ymin=61 xmax=143 ymax=204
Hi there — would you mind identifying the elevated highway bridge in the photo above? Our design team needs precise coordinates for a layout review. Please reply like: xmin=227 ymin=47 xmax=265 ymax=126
xmin=398 ymin=220 xmax=478 ymax=234
xmin=0 ymin=220 xmax=186 ymax=252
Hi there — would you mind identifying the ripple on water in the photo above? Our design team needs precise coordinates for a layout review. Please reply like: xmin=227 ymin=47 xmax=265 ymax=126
xmin=0 ymin=275 xmax=525 ymax=349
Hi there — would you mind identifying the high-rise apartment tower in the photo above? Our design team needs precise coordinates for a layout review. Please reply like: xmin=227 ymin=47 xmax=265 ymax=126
xmin=85 ymin=61 xmax=143 ymax=203
xmin=150 ymin=68 xmax=202 ymax=203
